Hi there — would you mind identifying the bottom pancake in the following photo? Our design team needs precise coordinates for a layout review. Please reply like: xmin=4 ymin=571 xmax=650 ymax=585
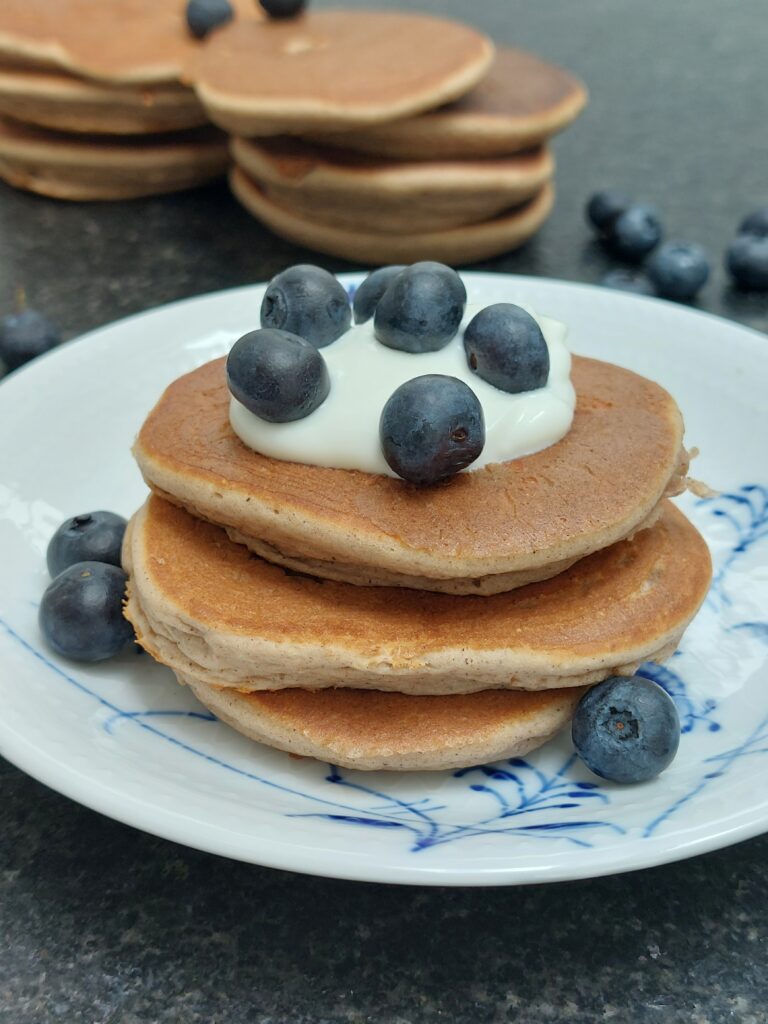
xmin=179 ymin=671 xmax=586 ymax=771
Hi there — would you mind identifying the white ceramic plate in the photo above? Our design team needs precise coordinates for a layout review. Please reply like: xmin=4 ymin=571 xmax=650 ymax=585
xmin=1 ymin=274 xmax=766 ymax=887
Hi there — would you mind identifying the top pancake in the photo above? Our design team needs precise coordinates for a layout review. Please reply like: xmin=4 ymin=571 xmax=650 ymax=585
xmin=188 ymin=12 xmax=494 ymax=135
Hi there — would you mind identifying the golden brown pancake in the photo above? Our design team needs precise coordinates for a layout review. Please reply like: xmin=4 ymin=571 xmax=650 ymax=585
xmin=306 ymin=47 xmax=587 ymax=160
xmin=133 ymin=356 xmax=689 ymax=592
xmin=231 ymin=136 xmax=554 ymax=233
xmin=123 ymin=495 xmax=711 ymax=695
xmin=229 ymin=166 xmax=555 ymax=264
xmin=188 ymin=12 xmax=494 ymax=135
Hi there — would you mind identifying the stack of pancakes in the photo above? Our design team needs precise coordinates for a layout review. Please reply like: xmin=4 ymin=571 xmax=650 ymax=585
xmin=123 ymin=351 xmax=712 ymax=772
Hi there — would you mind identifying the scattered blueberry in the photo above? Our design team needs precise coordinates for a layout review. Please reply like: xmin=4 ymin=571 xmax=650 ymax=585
xmin=379 ymin=374 xmax=484 ymax=485
xmin=600 ymin=269 xmax=656 ymax=296
xmin=261 ymin=265 xmax=351 ymax=349
xmin=259 ymin=0 xmax=306 ymax=17
xmin=586 ymin=190 xmax=631 ymax=234
xmin=738 ymin=207 xmax=768 ymax=239
xmin=353 ymin=265 xmax=407 ymax=324
xmin=47 ymin=511 xmax=127 ymax=578
xmin=463 ymin=303 xmax=549 ymax=394
xmin=39 ymin=562 xmax=134 ymax=662
xmin=227 ymin=327 xmax=330 ymax=422
xmin=572 ymin=676 xmax=680 ymax=784
xmin=186 ymin=0 xmax=233 ymax=38
xmin=0 ymin=309 xmax=61 ymax=371
xmin=609 ymin=204 xmax=664 ymax=261
xmin=726 ymin=234 xmax=768 ymax=291
xmin=646 ymin=242 xmax=710 ymax=301
xmin=374 ymin=262 xmax=466 ymax=353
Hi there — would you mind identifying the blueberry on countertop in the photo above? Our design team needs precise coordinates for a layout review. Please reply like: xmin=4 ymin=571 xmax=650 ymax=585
xmin=259 ymin=0 xmax=306 ymax=17
xmin=726 ymin=234 xmax=768 ymax=291
xmin=47 ymin=511 xmax=127 ymax=578
xmin=39 ymin=562 xmax=134 ymax=662
xmin=586 ymin=190 xmax=631 ymax=235
xmin=0 ymin=308 xmax=61 ymax=371
xmin=353 ymin=265 xmax=407 ymax=324
xmin=379 ymin=374 xmax=484 ymax=485
xmin=738 ymin=207 xmax=768 ymax=238
xmin=647 ymin=242 xmax=710 ymax=301
xmin=572 ymin=676 xmax=680 ymax=784
xmin=374 ymin=262 xmax=466 ymax=353
xmin=463 ymin=303 xmax=549 ymax=394
xmin=186 ymin=0 xmax=233 ymax=38
xmin=599 ymin=269 xmax=656 ymax=296
xmin=261 ymin=264 xmax=351 ymax=348
xmin=227 ymin=327 xmax=330 ymax=422
xmin=609 ymin=203 xmax=664 ymax=261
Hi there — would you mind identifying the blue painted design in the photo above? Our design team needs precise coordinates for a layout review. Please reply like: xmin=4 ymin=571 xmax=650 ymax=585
xmin=700 ymin=484 xmax=768 ymax=609
xmin=729 ymin=622 xmax=768 ymax=644
xmin=636 ymin=661 xmax=720 ymax=733
xmin=103 ymin=708 xmax=216 ymax=735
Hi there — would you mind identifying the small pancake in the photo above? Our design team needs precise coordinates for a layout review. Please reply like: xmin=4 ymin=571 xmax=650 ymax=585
xmin=133 ymin=356 xmax=688 ymax=589
xmin=231 ymin=136 xmax=554 ymax=233
xmin=123 ymin=496 xmax=711 ymax=696
xmin=307 ymin=47 xmax=588 ymax=160
xmin=229 ymin=166 xmax=555 ymax=264
xmin=189 ymin=12 xmax=494 ymax=135
xmin=0 ymin=117 xmax=228 ymax=200
xmin=178 ymin=672 xmax=587 ymax=771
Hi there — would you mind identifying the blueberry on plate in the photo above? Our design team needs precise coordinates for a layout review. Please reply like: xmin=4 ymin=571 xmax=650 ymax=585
xmin=725 ymin=234 xmax=768 ymax=291
xmin=261 ymin=264 xmax=351 ymax=348
xmin=353 ymin=265 xmax=407 ymax=324
xmin=259 ymin=0 xmax=306 ymax=17
xmin=572 ymin=675 xmax=680 ymax=784
xmin=463 ymin=303 xmax=549 ymax=394
xmin=186 ymin=0 xmax=233 ymax=38
xmin=647 ymin=241 xmax=710 ymax=302
xmin=608 ymin=203 xmax=664 ymax=261
xmin=586 ymin=189 xmax=631 ymax=234
xmin=599 ymin=269 xmax=656 ymax=296
xmin=47 ymin=511 xmax=127 ymax=578
xmin=39 ymin=562 xmax=134 ymax=662
xmin=374 ymin=262 xmax=466 ymax=353
xmin=738 ymin=207 xmax=768 ymax=239
xmin=0 ymin=308 xmax=61 ymax=371
xmin=227 ymin=327 xmax=330 ymax=422
xmin=379 ymin=374 xmax=484 ymax=485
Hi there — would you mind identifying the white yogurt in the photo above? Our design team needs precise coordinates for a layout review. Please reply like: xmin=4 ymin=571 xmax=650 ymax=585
xmin=229 ymin=305 xmax=575 ymax=477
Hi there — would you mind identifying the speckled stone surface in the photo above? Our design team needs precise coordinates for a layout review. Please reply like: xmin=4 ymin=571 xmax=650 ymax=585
xmin=1 ymin=1 xmax=767 ymax=1021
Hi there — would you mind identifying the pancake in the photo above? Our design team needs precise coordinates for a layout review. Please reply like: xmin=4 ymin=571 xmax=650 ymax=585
xmin=123 ymin=495 xmax=711 ymax=695
xmin=231 ymin=136 xmax=554 ymax=233
xmin=306 ymin=47 xmax=588 ymax=160
xmin=133 ymin=356 xmax=690 ymax=593
xmin=188 ymin=12 xmax=494 ymax=135
xmin=178 ymin=672 xmax=587 ymax=771
xmin=229 ymin=166 xmax=555 ymax=264
xmin=0 ymin=117 xmax=228 ymax=200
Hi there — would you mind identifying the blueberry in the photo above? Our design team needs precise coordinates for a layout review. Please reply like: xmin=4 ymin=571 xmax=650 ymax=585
xmin=0 ymin=309 xmax=61 ymax=371
xmin=463 ymin=303 xmax=549 ymax=394
xmin=586 ymin=190 xmax=631 ymax=234
xmin=353 ymin=265 xmax=407 ymax=324
xmin=39 ymin=562 xmax=134 ymax=662
xmin=186 ymin=0 xmax=233 ymax=38
xmin=259 ymin=0 xmax=306 ymax=17
xmin=261 ymin=265 xmax=351 ymax=348
xmin=379 ymin=375 xmax=484 ymax=485
xmin=374 ymin=262 xmax=466 ymax=353
xmin=609 ymin=204 xmax=664 ymax=261
xmin=227 ymin=327 xmax=330 ymax=422
xmin=646 ymin=242 xmax=710 ymax=302
xmin=600 ymin=269 xmax=656 ymax=296
xmin=738 ymin=207 xmax=768 ymax=238
xmin=726 ymin=234 xmax=768 ymax=291
xmin=47 ymin=511 xmax=127 ymax=578
xmin=572 ymin=676 xmax=680 ymax=784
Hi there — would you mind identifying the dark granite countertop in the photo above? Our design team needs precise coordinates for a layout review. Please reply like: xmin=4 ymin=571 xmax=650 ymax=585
xmin=1 ymin=1 xmax=767 ymax=1021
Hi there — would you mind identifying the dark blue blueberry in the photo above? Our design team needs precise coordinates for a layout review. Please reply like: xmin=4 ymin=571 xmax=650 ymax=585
xmin=39 ymin=562 xmax=134 ymax=662
xmin=47 ymin=511 xmax=127 ymax=578
xmin=609 ymin=204 xmax=664 ymax=261
xmin=261 ymin=264 xmax=351 ymax=348
xmin=379 ymin=374 xmax=484 ymax=485
xmin=726 ymin=234 xmax=768 ymax=291
xmin=572 ymin=676 xmax=680 ymax=784
xmin=646 ymin=242 xmax=710 ymax=302
xmin=0 ymin=309 xmax=61 ymax=371
xmin=259 ymin=0 xmax=306 ymax=17
xmin=586 ymin=190 xmax=631 ymax=234
xmin=463 ymin=303 xmax=549 ymax=394
xmin=374 ymin=262 xmax=466 ymax=353
xmin=600 ymin=269 xmax=656 ymax=296
xmin=227 ymin=327 xmax=330 ymax=422
xmin=353 ymin=265 xmax=407 ymax=324
xmin=738 ymin=207 xmax=768 ymax=238
xmin=186 ymin=0 xmax=233 ymax=38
